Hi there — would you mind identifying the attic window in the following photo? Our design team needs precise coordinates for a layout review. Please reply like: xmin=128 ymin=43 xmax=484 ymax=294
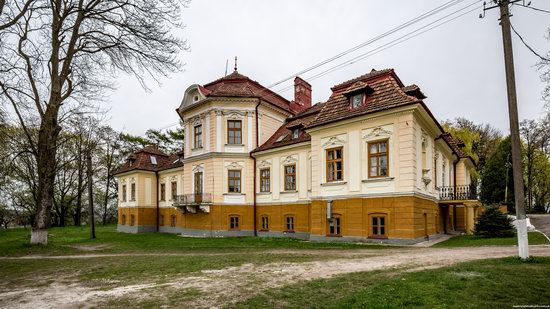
xmin=292 ymin=129 xmax=300 ymax=139
xmin=150 ymin=156 xmax=157 ymax=165
xmin=193 ymin=95 xmax=199 ymax=102
xmin=351 ymin=93 xmax=364 ymax=109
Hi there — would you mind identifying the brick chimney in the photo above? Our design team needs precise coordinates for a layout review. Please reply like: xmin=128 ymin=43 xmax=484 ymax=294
xmin=290 ymin=76 xmax=312 ymax=113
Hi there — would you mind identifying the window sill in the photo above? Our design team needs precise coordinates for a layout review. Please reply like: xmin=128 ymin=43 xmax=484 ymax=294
xmin=192 ymin=147 xmax=203 ymax=150
xmin=321 ymin=181 xmax=347 ymax=187
xmin=326 ymin=234 xmax=342 ymax=237
xmin=223 ymin=193 xmax=245 ymax=196
xmin=280 ymin=190 xmax=298 ymax=194
xmin=257 ymin=192 xmax=271 ymax=195
xmin=283 ymin=230 xmax=295 ymax=234
xmin=362 ymin=177 xmax=394 ymax=183
xmin=225 ymin=144 xmax=245 ymax=146
xmin=259 ymin=229 xmax=269 ymax=232
xmin=368 ymin=235 xmax=388 ymax=239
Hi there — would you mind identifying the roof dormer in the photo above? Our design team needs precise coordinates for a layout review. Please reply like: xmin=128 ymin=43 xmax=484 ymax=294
xmin=342 ymin=81 xmax=374 ymax=110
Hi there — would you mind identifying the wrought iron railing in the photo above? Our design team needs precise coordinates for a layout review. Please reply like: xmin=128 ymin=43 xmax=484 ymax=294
xmin=438 ymin=185 xmax=478 ymax=201
xmin=172 ymin=193 xmax=213 ymax=206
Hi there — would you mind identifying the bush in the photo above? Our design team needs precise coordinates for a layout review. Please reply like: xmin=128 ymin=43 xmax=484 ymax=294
xmin=474 ymin=206 xmax=514 ymax=238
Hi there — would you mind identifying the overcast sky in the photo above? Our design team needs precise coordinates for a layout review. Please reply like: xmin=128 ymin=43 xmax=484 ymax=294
xmin=105 ymin=0 xmax=550 ymax=136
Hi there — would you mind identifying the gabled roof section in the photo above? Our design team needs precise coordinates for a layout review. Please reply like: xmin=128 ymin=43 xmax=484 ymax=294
xmin=306 ymin=69 xmax=421 ymax=129
xmin=252 ymin=102 xmax=325 ymax=153
xmin=439 ymin=133 xmax=469 ymax=159
xmin=114 ymin=146 xmax=183 ymax=175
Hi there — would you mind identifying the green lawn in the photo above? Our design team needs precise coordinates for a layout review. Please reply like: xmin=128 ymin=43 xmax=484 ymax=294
xmin=433 ymin=232 xmax=550 ymax=247
xmin=232 ymin=257 xmax=550 ymax=308
xmin=0 ymin=224 xmax=385 ymax=257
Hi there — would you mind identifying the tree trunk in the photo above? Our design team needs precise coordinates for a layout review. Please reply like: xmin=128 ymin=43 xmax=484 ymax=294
xmin=31 ymin=107 xmax=61 ymax=245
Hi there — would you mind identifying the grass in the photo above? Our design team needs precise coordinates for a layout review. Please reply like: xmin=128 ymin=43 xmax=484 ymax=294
xmin=231 ymin=257 xmax=550 ymax=308
xmin=433 ymin=231 xmax=549 ymax=247
xmin=0 ymin=224 xmax=386 ymax=257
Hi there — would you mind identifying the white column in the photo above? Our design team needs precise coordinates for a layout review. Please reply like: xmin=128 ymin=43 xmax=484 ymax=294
xmin=247 ymin=111 xmax=253 ymax=151
xmin=204 ymin=112 xmax=210 ymax=152
xmin=272 ymin=156 xmax=280 ymax=200
xmin=216 ymin=110 xmax=222 ymax=152
xmin=185 ymin=121 xmax=191 ymax=157
xmin=348 ymin=130 xmax=360 ymax=192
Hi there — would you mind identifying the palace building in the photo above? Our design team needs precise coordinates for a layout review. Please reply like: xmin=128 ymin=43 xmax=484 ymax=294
xmin=114 ymin=67 xmax=482 ymax=244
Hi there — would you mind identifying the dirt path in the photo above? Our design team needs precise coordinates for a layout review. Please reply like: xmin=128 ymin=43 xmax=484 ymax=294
xmin=1 ymin=246 xmax=549 ymax=309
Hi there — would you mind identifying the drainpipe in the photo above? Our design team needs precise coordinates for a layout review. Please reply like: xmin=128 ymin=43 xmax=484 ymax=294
xmin=155 ymin=171 xmax=159 ymax=232
xmin=251 ymin=99 xmax=261 ymax=236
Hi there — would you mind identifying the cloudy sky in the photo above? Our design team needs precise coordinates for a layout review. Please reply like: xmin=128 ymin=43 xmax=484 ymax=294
xmin=105 ymin=0 xmax=550 ymax=136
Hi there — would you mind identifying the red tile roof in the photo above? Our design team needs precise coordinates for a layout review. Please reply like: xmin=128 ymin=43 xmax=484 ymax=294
xmin=439 ymin=133 xmax=469 ymax=159
xmin=252 ymin=103 xmax=325 ymax=153
xmin=306 ymin=69 xmax=421 ymax=129
xmin=203 ymin=70 xmax=292 ymax=113
xmin=114 ymin=146 xmax=183 ymax=175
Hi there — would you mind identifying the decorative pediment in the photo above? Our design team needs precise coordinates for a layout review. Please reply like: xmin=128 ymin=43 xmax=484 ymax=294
xmin=258 ymin=160 xmax=271 ymax=169
xmin=226 ymin=161 xmax=244 ymax=169
xmin=281 ymin=155 xmax=298 ymax=165
xmin=192 ymin=116 xmax=202 ymax=126
xmin=363 ymin=126 xmax=392 ymax=140
xmin=129 ymin=177 xmax=135 ymax=183
xmin=192 ymin=164 xmax=204 ymax=173
xmin=223 ymin=110 xmax=246 ymax=120
xmin=322 ymin=136 xmax=346 ymax=149
xmin=169 ymin=176 xmax=178 ymax=181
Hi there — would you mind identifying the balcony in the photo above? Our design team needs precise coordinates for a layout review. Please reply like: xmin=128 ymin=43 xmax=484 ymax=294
xmin=439 ymin=185 xmax=478 ymax=201
xmin=172 ymin=193 xmax=213 ymax=206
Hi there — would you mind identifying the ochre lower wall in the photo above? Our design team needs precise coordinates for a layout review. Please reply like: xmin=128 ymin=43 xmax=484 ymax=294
xmin=118 ymin=195 xmax=440 ymax=240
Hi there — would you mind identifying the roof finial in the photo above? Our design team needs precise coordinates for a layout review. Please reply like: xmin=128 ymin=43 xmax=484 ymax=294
xmin=234 ymin=56 xmax=238 ymax=72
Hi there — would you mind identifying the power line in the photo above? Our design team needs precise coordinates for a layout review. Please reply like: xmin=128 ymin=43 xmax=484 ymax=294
xmin=265 ymin=0 xmax=469 ymax=89
xmin=510 ymin=21 xmax=550 ymax=62
xmin=513 ymin=3 xmax=550 ymax=14
xmin=275 ymin=1 xmax=483 ymax=93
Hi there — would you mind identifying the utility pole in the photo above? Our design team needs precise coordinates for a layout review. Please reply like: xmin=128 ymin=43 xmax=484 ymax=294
xmin=483 ymin=0 xmax=529 ymax=258
xmin=87 ymin=151 xmax=96 ymax=239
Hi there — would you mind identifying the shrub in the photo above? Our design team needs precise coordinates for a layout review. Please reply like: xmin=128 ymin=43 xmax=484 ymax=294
xmin=474 ymin=206 xmax=514 ymax=238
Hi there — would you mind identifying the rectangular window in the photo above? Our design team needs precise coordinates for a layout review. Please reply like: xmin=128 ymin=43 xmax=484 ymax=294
xmin=260 ymin=168 xmax=270 ymax=192
xmin=228 ymin=170 xmax=241 ymax=193
xmin=227 ymin=120 xmax=242 ymax=144
xmin=284 ymin=165 xmax=296 ymax=191
xmin=170 ymin=215 xmax=176 ymax=227
xmin=371 ymin=216 xmax=386 ymax=237
xmin=171 ymin=181 xmax=177 ymax=201
xmin=368 ymin=140 xmax=389 ymax=178
xmin=285 ymin=216 xmax=295 ymax=232
xmin=122 ymin=185 xmax=127 ymax=202
xmin=130 ymin=214 xmax=135 ymax=226
xmin=351 ymin=93 xmax=364 ymax=109
xmin=194 ymin=124 xmax=203 ymax=148
xmin=160 ymin=183 xmax=166 ymax=201
xmin=328 ymin=216 xmax=341 ymax=236
xmin=261 ymin=216 xmax=269 ymax=231
xmin=229 ymin=216 xmax=240 ymax=230
xmin=326 ymin=147 xmax=344 ymax=182
xmin=130 ymin=183 xmax=136 ymax=201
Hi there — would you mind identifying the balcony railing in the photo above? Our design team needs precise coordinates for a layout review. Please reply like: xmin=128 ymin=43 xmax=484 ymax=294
xmin=172 ymin=193 xmax=213 ymax=206
xmin=439 ymin=185 xmax=478 ymax=201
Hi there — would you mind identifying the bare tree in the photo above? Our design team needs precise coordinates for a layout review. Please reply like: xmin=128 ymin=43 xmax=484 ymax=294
xmin=0 ymin=0 xmax=188 ymax=244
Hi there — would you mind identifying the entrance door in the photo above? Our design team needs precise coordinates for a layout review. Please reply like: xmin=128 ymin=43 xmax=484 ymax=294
xmin=194 ymin=172 xmax=203 ymax=203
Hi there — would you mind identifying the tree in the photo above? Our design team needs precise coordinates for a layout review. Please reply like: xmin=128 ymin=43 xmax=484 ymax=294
xmin=480 ymin=136 xmax=513 ymax=206
xmin=443 ymin=118 xmax=502 ymax=185
xmin=0 ymin=0 xmax=188 ymax=244
xmin=474 ymin=206 xmax=514 ymax=238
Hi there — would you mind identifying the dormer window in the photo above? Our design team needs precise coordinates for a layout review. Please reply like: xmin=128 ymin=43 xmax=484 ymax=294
xmin=351 ymin=93 xmax=364 ymax=109
xmin=292 ymin=128 xmax=300 ymax=139
xmin=193 ymin=95 xmax=199 ymax=102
